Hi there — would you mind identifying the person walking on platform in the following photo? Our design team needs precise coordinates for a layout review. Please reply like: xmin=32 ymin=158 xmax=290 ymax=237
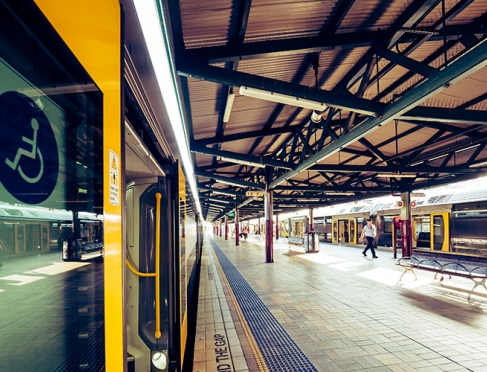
xmin=242 ymin=226 xmax=249 ymax=241
xmin=360 ymin=218 xmax=378 ymax=258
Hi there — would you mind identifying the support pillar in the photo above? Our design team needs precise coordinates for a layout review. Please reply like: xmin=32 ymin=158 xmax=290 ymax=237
xmin=275 ymin=214 xmax=279 ymax=240
xmin=219 ymin=219 xmax=222 ymax=237
xmin=235 ymin=208 xmax=240 ymax=246
xmin=309 ymin=208 xmax=314 ymax=231
xmin=265 ymin=189 xmax=274 ymax=263
xmin=225 ymin=215 xmax=228 ymax=240
xmin=400 ymin=191 xmax=413 ymax=258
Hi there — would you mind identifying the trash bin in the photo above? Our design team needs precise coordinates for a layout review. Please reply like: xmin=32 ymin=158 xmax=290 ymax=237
xmin=305 ymin=232 xmax=320 ymax=252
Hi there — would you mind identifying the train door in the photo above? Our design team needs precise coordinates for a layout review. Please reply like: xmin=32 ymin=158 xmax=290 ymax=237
xmin=348 ymin=219 xmax=356 ymax=244
xmin=41 ymin=223 xmax=49 ymax=251
xmin=15 ymin=224 xmax=26 ymax=253
xmin=26 ymin=224 xmax=41 ymax=252
xmin=332 ymin=219 xmax=338 ymax=243
xmin=338 ymin=220 xmax=347 ymax=242
xmin=431 ymin=212 xmax=449 ymax=251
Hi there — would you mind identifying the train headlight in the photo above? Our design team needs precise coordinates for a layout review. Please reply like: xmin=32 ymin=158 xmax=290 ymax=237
xmin=151 ymin=350 xmax=167 ymax=370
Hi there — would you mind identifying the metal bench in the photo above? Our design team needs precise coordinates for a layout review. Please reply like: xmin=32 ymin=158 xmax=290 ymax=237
xmin=397 ymin=249 xmax=487 ymax=300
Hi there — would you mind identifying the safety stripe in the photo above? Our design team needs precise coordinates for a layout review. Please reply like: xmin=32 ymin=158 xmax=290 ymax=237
xmin=210 ymin=238 xmax=318 ymax=372
xmin=210 ymin=240 xmax=269 ymax=371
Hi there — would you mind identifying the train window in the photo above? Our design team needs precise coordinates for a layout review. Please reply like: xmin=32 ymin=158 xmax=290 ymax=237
xmin=433 ymin=215 xmax=445 ymax=251
xmin=0 ymin=2 xmax=104 ymax=371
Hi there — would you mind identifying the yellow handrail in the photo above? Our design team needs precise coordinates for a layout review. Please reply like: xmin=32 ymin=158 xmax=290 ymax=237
xmin=125 ymin=192 xmax=162 ymax=339
xmin=154 ymin=192 xmax=162 ymax=339
xmin=125 ymin=258 xmax=156 ymax=277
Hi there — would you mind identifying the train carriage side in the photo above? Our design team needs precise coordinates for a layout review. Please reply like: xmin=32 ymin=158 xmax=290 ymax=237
xmin=331 ymin=211 xmax=369 ymax=245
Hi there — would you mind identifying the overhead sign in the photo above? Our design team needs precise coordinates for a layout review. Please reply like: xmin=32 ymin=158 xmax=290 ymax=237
xmin=227 ymin=211 xmax=235 ymax=217
xmin=246 ymin=191 xmax=264 ymax=197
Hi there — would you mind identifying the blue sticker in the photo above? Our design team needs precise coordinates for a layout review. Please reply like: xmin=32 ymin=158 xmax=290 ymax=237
xmin=0 ymin=91 xmax=59 ymax=204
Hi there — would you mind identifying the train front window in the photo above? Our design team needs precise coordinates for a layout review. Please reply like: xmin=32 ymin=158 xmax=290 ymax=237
xmin=0 ymin=2 xmax=104 ymax=372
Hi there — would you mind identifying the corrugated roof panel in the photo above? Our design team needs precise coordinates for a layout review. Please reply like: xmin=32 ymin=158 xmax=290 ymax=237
xmin=238 ymin=53 xmax=308 ymax=82
xmin=418 ymin=0 xmax=487 ymax=28
xmin=180 ymin=0 xmax=234 ymax=48
xmin=305 ymin=47 xmax=371 ymax=92
xmin=338 ymin=0 xmax=415 ymax=33
xmin=244 ymin=0 xmax=336 ymax=42
xmin=422 ymin=69 xmax=487 ymax=109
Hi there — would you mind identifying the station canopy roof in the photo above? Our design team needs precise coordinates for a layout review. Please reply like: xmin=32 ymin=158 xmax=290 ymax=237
xmin=161 ymin=0 xmax=487 ymax=222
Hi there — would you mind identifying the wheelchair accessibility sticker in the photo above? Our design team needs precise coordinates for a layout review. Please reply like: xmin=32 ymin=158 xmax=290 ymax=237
xmin=0 ymin=91 xmax=59 ymax=204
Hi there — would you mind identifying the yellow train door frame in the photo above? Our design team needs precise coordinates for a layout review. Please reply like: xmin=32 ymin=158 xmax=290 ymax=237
xmin=348 ymin=218 xmax=356 ymax=244
xmin=332 ymin=219 xmax=338 ymax=243
xmin=431 ymin=212 xmax=450 ymax=251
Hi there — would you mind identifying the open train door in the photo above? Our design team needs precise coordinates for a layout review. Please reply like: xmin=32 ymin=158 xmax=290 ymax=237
xmin=348 ymin=218 xmax=356 ymax=244
xmin=431 ymin=212 xmax=450 ymax=251
xmin=332 ymin=219 xmax=338 ymax=243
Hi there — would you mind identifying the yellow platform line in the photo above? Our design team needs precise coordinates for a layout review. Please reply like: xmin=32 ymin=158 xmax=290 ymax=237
xmin=210 ymin=245 xmax=269 ymax=372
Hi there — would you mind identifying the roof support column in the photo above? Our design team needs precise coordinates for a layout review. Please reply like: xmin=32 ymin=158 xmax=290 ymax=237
xmin=225 ymin=215 xmax=229 ymax=240
xmin=235 ymin=207 xmax=240 ymax=246
xmin=265 ymin=188 xmax=274 ymax=263
xmin=400 ymin=191 xmax=413 ymax=258
xmin=275 ymin=213 xmax=279 ymax=241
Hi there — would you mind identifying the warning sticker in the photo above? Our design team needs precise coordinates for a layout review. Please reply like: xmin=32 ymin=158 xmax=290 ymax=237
xmin=109 ymin=150 xmax=119 ymax=206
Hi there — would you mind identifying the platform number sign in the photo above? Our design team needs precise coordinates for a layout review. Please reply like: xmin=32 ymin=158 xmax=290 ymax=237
xmin=0 ymin=91 xmax=59 ymax=205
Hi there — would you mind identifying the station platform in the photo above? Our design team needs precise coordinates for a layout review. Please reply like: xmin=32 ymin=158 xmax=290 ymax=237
xmin=193 ymin=234 xmax=487 ymax=372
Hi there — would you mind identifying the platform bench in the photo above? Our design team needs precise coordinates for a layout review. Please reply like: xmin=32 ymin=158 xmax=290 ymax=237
xmin=397 ymin=249 xmax=487 ymax=300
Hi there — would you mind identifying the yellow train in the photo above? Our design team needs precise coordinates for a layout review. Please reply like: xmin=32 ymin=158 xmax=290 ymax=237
xmin=0 ymin=1 xmax=201 ymax=371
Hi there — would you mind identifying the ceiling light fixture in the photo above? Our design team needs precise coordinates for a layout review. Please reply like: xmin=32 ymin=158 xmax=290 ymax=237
xmin=223 ymin=93 xmax=235 ymax=123
xmin=215 ymin=179 xmax=244 ymax=188
xmin=469 ymin=161 xmax=487 ymax=168
xmin=325 ymin=191 xmax=355 ymax=196
xmin=239 ymin=86 xmax=327 ymax=112
xmin=208 ymin=198 xmax=230 ymax=204
xmin=220 ymin=156 xmax=265 ymax=168
xmin=377 ymin=173 xmax=417 ymax=178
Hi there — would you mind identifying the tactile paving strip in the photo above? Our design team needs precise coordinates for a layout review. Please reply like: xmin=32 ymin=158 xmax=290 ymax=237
xmin=51 ymin=325 xmax=105 ymax=372
xmin=211 ymin=239 xmax=318 ymax=372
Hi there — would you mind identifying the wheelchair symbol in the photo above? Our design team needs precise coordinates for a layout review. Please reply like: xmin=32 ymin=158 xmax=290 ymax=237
xmin=5 ymin=118 xmax=44 ymax=184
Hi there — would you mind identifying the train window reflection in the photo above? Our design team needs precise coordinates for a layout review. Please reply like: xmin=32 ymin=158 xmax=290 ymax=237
xmin=0 ymin=2 xmax=104 ymax=372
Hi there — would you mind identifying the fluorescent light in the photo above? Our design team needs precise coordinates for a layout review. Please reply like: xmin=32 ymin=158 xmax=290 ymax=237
xmin=239 ymin=86 xmax=328 ymax=111
xmin=211 ymin=190 xmax=237 ymax=197
xmin=220 ymin=156 xmax=265 ymax=168
xmin=134 ymin=0 xmax=202 ymax=216
xmin=377 ymin=173 xmax=417 ymax=178
xmin=455 ymin=144 xmax=480 ymax=153
xmin=208 ymin=198 xmax=230 ymax=204
xmin=469 ymin=160 xmax=487 ymax=168
xmin=325 ymin=191 xmax=355 ymax=196
xmin=215 ymin=179 xmax=244 ymax=187
xmin=223 ymin=93 xmax=235 ymax=123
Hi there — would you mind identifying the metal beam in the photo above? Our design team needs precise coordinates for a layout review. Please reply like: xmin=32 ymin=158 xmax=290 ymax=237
xmin=191 ymin=145 xmax=294 ymax=170
xmin=193 ymin=124 xmax=299 ymax=146
xmin=269 ymin=38 xmax=487 ymax=189
xmin=310 ymin=164 xmax=478 ymax=174
xmin=177 ymin=63 xmax=383 ymax=116
xmin=196 ymin=172 xmax=265 ymax=190
xmin=402 ymin=107 xmax=487 ymax=125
